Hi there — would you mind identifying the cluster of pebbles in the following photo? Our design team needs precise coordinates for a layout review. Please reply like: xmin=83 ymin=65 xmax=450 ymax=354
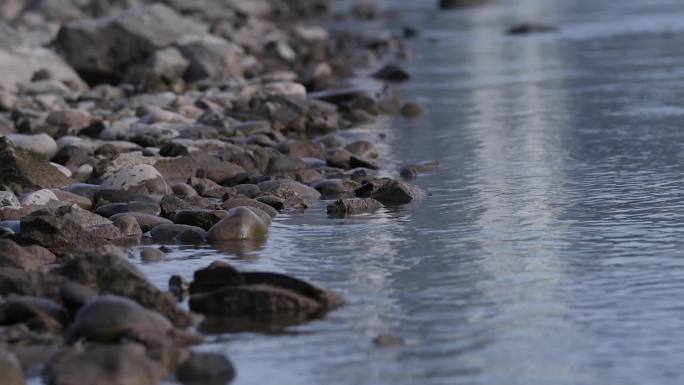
xmin=0 ymin=0 xmax=447 ymax=384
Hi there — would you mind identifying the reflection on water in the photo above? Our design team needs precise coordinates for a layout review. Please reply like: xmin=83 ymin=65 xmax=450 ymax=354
xmin=133 ymin=0 xmax=684 ymax=384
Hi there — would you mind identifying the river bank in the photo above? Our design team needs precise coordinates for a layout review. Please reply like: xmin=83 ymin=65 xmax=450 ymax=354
xmin=0 ymin=0 xmax=446 ymax=384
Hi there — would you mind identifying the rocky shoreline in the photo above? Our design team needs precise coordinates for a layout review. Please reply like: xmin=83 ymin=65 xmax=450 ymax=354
xmin=0 ymin=0 xmax=443 ymax=384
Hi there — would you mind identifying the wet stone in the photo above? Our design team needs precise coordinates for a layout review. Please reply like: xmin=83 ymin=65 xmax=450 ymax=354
xmin=326 ymin=198 xmax=383 ymax=216
xmin=177 ymin=352 xmax=236 ymax=385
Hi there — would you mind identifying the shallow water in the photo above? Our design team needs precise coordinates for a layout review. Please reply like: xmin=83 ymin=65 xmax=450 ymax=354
xmin=136 ymin=1 xmax=684 ymax=384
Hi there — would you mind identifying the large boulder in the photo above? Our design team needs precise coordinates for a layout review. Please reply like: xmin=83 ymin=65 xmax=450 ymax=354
xmin=55 ymin=3 xmax=207 ymax=84
xmin=0 ymin=137 xmax=73 ymax=190
xmin=0 ymin=46 xmax=86 ymax=93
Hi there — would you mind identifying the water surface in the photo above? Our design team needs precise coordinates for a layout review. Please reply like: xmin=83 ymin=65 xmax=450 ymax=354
xmin=138 ymin=1 xmax=684 ymax=384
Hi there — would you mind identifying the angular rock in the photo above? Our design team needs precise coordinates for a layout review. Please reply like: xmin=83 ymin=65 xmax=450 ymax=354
xmin=0 ymin=46 xmax=86 ymax=93
xmin=0 ymin=191 xmax=20 ymax=208
xmin=55 ymin=3 xmax=207 ymax=84
xmin=177 ymin=34 xmax=244 ymax=82
xmin=355 ymin=179 xmax=426 ymax=205
xmin=20 ymin=210 xmax=112 ymax=256
xmin=0 ymin=137 xmax=73 ymax=190
xmin=257 ymin=179 xmax=321 ymax=201
xmin=326 ymin=198 xmax=383 ymax=216
xmin=0 ymin=239 xmax=57 ymax=271
xmin=60 ymin=249 xmax=192 ymax=327
xmin=314 ymin=179 xmax=360 ymax=198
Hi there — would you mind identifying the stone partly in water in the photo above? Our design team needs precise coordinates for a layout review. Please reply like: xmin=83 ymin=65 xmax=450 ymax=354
xmin=67 ymin=295 xmax=201 ymax=358
xmin=372 ymin=63 xmax=410 ymax=82
xmin=439 ymin=0 xmax=494 ymax=9
xmin=207 ymin=207 xmax=268 ymax=242
xmin=399 ymin=160 xmax=440 ymax=179
xmin=507 ymin=23 xmax=559 ymax=35
xmin=44 ymin=343 xmax=159 ymax=385
xmin=257 ymin=179 xmax=321 ymax=201
xmin=189 ymin=261 xmax=343 ymax=331
xmin=355 ymin=179 xmax=426 ymax=205
xmin=176 ymin=352 xmax=236 ymax=385
xmin=326 ymin=198 xmax=383 ymax=216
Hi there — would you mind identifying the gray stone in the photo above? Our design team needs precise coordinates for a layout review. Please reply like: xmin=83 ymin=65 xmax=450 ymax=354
xmin=0 ymin=191 xmax=20 ymax=208
xmin=257 ymin=179 xmax=321 ymax=201
xmin=177 ymin=34 xmax=244 ymax=82
xmin=0 ymin=137 xmax=73 ymax=190
xmin=96 ymin=164 xmax=171 ymax=203
xmin=46 ymin=109 xmax=92 ymax=130
xmin=55 ymin=3 xmax=207 ymax=84
xmin=7 ymin=134 xmax=58 ymax=159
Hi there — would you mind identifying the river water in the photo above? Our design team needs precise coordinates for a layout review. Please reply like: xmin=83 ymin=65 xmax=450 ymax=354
xmin=135 ymin=1 xmax=684 ymax=384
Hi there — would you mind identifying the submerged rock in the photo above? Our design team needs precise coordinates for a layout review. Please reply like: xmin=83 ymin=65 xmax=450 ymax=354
xmin=507 ymin=23 xmax=558 ymax=35
xmin=399 ymin=160 xmax=440 ymax=179
xmin=439 ymin=0 xmax=494 ymax=9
